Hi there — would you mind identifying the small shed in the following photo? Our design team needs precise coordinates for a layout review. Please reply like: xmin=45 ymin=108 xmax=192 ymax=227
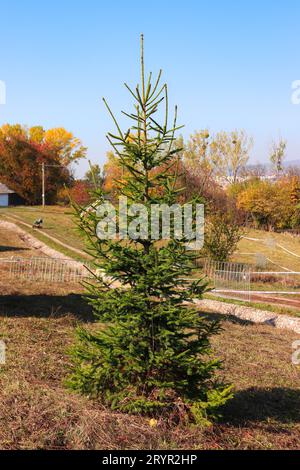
xmin=0 ymin=183 xmax=24 ymax=206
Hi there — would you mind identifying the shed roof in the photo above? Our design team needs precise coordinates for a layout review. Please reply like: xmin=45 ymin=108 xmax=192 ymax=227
xmin=0 ymin=183 xmax=15 ymax=194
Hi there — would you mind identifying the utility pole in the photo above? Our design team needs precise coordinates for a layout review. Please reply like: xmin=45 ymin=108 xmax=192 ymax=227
xmin=42 ymin=162 xmax=45 ymax=207
xmin=40 ymin=162 xmax=68 ymax=207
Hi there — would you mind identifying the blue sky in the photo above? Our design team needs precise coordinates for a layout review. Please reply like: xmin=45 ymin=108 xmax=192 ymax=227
xmin=0 ymin=0 xmax=300 ymax=176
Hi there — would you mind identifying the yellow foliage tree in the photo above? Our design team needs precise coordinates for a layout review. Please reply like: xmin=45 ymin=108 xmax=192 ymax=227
xmin=237 ymin=178 xmax=295 ymax=230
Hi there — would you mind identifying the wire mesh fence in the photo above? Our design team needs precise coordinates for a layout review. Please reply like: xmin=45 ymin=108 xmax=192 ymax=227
xmin=203 ymin=259 xmax=251 ymax=300
xmin=200 ymin=258 xmax=300 ymax=303
xmin=0 ymin=257 xmax=93 ymax=283
xmin=1 ymin=256 xmax=300 ymax=305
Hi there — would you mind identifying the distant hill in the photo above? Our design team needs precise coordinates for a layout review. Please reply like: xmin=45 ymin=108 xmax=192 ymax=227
xmin=246 ymin=159 xmax=300 ymax=174
xmin=283 ymin=159 xmax=300 ymax=168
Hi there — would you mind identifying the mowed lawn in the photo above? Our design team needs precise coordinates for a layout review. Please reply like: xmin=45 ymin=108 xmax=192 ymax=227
xmin=0 ymin=224 xmax=300 ymax=449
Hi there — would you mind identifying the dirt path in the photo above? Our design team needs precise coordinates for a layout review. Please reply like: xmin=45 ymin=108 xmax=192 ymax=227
xmin=1 ymin=214 xmax=89 ymax=259
xmin=217 ymin=290 xmax=300 ymax=309
xmin=245 ymin=292 xmax=300 ymax=309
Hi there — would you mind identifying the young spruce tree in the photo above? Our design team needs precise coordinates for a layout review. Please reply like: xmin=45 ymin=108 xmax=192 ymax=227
xmin=68 ymin=36 xmax=232 ymax=423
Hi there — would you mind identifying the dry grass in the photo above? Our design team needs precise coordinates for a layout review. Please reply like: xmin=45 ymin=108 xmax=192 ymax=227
xmin=0 ymin=216 xmax=300 ymax=449
xmin=0 ymin=286 xmax=299 ymax=450
xmin=232 ymin=228 xmax=300 ymax=271
xmin=0 ymin=226 xmax=43 ymax=259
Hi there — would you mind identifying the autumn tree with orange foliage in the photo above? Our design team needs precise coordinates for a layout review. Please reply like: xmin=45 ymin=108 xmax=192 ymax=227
xmin=102 ymin=135 xmax=233 ymax=216
xmin=102 ymin=151 xmax=124 ymax=201
xmin=69 ymin=181 xmax=91 ymax=206
xmin=0 ymin=124 xmax=86 ymax=204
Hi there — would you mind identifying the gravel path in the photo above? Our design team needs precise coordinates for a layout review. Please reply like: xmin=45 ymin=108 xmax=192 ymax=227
xmin=195 ymin=298 xmax=300 ymax=334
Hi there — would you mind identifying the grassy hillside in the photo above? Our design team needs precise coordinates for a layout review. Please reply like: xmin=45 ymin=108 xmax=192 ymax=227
xmin=2 ymin=206 xmax=300 ymax=271
xmin=0 ymin=206 xmax=88 ymax=260
xmin=232 ymin=229 xmax=300 ymax=272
